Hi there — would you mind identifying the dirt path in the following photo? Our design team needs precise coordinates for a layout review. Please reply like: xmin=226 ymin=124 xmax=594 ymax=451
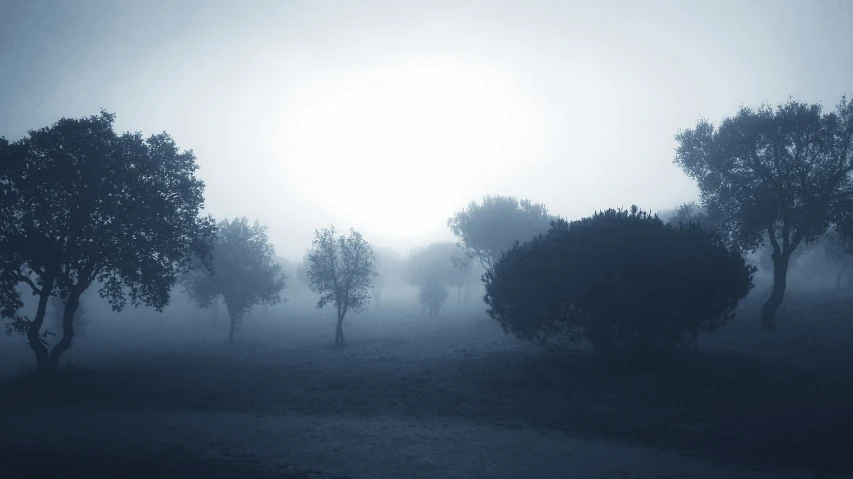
xmin=0 ymin=406 xmax=832 ymax=479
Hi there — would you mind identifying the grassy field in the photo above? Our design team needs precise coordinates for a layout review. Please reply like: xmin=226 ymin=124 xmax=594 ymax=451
xmin=1 ymin=289 xmax=852 ymax=478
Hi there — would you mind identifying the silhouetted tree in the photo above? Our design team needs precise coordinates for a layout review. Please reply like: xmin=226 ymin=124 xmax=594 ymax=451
xmin=0 ymin=111 xmax=215 ymax=373
xmin=484 ymin=206 xmax=755 ymax=358
xmin=306 ymin=226 xmax=378 ymax=346
xmin=404 ymin=241 xmax=466 ymax=316
xmin=48 ymin=296 xmax=87 ymax=340
xmin=448 ymin=195 xmax=554 ymax=271
xmin=183 ymin=218 xmax=285 ymax=342
xmin=674 ymin=97 xmax=853 ymax=330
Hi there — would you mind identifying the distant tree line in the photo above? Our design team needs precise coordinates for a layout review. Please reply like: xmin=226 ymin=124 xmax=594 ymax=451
xmin=2 ymin=95 xmax=851 ymax=371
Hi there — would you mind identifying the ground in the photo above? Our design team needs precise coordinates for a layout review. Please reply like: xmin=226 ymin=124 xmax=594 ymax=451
xmin=1 ymin=290 xmax=852 ymax=478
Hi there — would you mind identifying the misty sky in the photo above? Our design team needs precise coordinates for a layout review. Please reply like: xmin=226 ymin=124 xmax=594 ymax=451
xmin=1 ymin=0 xmax=851 ymax=260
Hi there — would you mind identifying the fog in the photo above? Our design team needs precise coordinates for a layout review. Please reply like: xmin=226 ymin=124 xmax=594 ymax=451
xmin=3 ymin=1 xmax=853 ymax=478
xmin=3 ymin=0 xmax=851 ymax=258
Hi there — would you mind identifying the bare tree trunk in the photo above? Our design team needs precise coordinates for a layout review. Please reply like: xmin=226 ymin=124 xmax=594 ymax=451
xmin=761 ymin=253 xmax=790 ymax=331
xmin=335 ymin=321 xmax=344 ymax=346
xmin=335 ymin=305 xmax=345 ymax=347
xmin=28 ymin=293 xmax=51 ymax=374
xmin=463 ymin=285 xmax=470 ymax=304
xmin=224 ymin=297 xmax=240 ymax=343
xmin=46 ymin=291 xmax=81 ymax=371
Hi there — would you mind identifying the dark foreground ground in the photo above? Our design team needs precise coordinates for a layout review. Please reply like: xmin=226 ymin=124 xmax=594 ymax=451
xmin=1 ymin=290 xmax=852 ymax=478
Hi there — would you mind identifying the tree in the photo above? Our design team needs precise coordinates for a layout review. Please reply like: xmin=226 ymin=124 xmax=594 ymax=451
xmin=306 ymin=226 xmax=378 ymax=346
xmin=674 ymin=97 xmax=853 ymax=330
xmin=484 ymin=206 xmax=755 ymax=358
xmin=660 ymin=203 xmax=809 ymax=281
xmin=446 ymin=255 xmax=478 ymax=305
xmin=418 ymin=278 xmax=448 ymax=318
xmin=448 ymin=195 xmax=554 ymax=271
xmin=0 ymin=111 xmax=215 ymax=373
xmin=183 ymin=218 xmax=285 ymax=342
xmin=48 ymin=295 xmax=88 ymax=340
xmin=404 ymin=241 xmax=472 ymax=316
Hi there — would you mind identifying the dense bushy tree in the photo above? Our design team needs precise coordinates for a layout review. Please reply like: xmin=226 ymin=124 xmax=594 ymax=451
xmin=448 ymin=195 xmax=554 ymax=271
xmin=0 ymin=111 xmax=215 ymax=373
xmin=484 ymin=207 xmax=755 ymax=358
xmin=674 ymin=97 xmax=853 ymax=330
xmin=306 ymin=226 xmax=378 ymax=346
xmin=661 ymin=203 xmax=810 ymax=279
xmin=183 ymin=218 xmax=285 ymax=342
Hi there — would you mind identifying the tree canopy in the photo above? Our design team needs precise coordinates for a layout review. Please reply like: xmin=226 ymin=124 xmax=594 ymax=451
xmin=182 ymin=217 xmax=285 ymax=342
xmin=484 ymin=206 xmax=755 ymax=358
xmin=0 ymin=111 xmax=215 ymax=372
xmin=448 ymin=195 xmax=554 ymax=271
xmin=674 ymin=97 xmax=853 ymax=330
xmin=306 ymin=226 xmax=378 ymax=346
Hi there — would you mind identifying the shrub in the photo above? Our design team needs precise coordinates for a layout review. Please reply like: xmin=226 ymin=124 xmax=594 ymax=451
xmin=483 ymin=206 xmax=755 ymax=358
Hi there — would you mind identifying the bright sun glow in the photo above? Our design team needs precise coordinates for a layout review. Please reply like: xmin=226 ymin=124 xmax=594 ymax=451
xmin=280 ymin=57 xmax=535 ymax=240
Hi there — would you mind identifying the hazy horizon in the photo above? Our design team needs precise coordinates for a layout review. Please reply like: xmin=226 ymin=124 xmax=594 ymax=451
xmin=2 ymin=0 xmax=851 ymax=260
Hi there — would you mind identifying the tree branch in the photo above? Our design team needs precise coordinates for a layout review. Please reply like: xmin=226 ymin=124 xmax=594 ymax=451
xmin=10 ymin=270 xmax=41 ymax=295
xmin=767 ymin=225 xmax=781 ymax=258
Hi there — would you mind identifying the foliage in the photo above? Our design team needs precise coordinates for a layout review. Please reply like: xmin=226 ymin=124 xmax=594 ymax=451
xmin=0 ymin=111 xmax=215 ymax=372
xmin=182 ymin=217 xmax=285 ymax=342
xmin=448 ymin=195 xmax=554 ymax=270
xmin=659 ymin=202 xmax=716 ymax=232
xmin=306 ymin=226 xmax=378 ymax=346
xmin=674 ymin=97 xmax=853 ymax=329
xmin=484 ymin=206 xmax=755 ymax=357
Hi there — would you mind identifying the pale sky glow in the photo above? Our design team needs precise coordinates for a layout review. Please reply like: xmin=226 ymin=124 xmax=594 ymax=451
xmin=284 ymin=58 xmax=538 ymax=238
xmin=2 ymin=0 xmax=852 ymax=259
